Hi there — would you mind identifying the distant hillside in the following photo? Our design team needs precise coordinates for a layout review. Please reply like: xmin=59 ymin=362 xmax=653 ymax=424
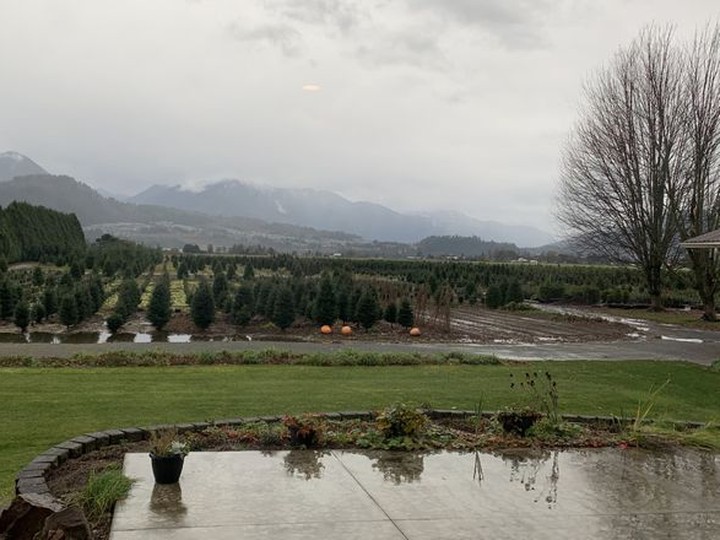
xmin=130 ymin=180 xmax=555 ymax=247
xmin=131 ymin=180 xmax=435 ymax=243
xmin=417 ymin=235 xmax=519 ymax=258
xmin=418 ymin=211 xmax=555 ymax=248
xmin=0 ymin=174 xmax=361 ymax=252
xmin=0 ymin=201 xmax=85 ymax=263
xmin=0 ymin=151 xmax=47 ymax=182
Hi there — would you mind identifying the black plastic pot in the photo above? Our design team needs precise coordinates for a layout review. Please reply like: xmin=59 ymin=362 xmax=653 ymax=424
xmin=150 ymin=453 xmax=185 ymax=484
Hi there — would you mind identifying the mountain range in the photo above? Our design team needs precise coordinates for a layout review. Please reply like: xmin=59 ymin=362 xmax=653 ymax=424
xmin=0 ymin=151 xmax=556 ymax=249
xmin=131 ymin=181 xmax=554 ymax=246
xmin=0 ymin=151 xmax=47 ymax=181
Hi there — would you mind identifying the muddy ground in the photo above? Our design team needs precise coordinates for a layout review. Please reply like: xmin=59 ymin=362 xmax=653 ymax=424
xmin=0 ymin=305 xmax=632 ymax=344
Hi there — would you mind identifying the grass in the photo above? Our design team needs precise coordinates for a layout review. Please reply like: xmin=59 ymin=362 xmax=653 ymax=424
xmin=74 ymin=466 xmax=134 ymax=521
xmin=0 ymin=359 xmax=718 ymax=501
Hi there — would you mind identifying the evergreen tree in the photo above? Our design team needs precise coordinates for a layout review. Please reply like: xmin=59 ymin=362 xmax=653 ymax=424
xmin=485 ymin=285 xmax=503 ymax=309
xmin=116 ymin=278 xmax=141 ymax=319
xmin=313 ymin=276 xmax=337 ymax=325
xmin=505 ymin=279 xmax=523 ymax=304
xmin=89 ymin=274 xmax=105 ymax=312
xmin=59 ymin=294 xmax=78 ymax=328
xmin=32 ymin=266 xmax=44 ymax=286
xmin=14 ymin=300 xmax=29 ymax=333
xmin=0 ymin=279 xmax=13 ymax=320
xmin=0 ymin=256 xmax=7 ymax=273
xmin=70 ymin=260 xmax=84 ymax=279
xmin=75 ymin=286 xmax=94 ymax=321
xmin=43 ymin=287 xmax=58 ymax=316
xmin=336 ymin=287 xmax=350 ymax=322
xmin=383 ymin=302 xmax=398 ymax=324
xmin=271 ymin=285 xmax=295 ymax=330
xmin=176 ymin=261 xmax=189 ymax=279
xmin=148 ymin=275 xmax=172 ymax=330
xmin=349 ymin=287 xmax=363 ymax=323
xmin=212 ymin=271 xmax=229 ymax=309
xmin=397 ymin=298 xmax=414 ymax=328
xmin=106 ymin=312 xmax=124 ymax=334
xmin=355 ymin=287 xmax=381 ymax=330
xmin=231 ymin=285 xmax=254 ymax=326
xmin=243 ymin=264 xmax=255 ymax=280
xmin=264 ymin=285 xmax=278 ymax=317
xmin=31 ymin=303 xmax=45 ymax=324
xmin=191 ymin=279 xmax=215 ymax=330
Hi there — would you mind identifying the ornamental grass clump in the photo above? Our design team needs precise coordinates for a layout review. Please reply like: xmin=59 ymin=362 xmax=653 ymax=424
xmin=75 ymin=466 xmax=134 ymax=522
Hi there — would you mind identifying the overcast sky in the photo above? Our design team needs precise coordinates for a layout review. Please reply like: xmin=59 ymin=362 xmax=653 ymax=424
xmin=0 ymin=1 xmax=718 ymax=232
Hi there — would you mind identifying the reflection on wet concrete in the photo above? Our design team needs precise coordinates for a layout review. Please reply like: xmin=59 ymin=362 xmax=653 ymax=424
xmin=283 ymin=450 xmax=328 ymax=480
xmin=367 ymin=450 xmax=426 ymax=484
xmin=113 ymin=448 xmax=720 ymax=539
xmin=500 ymin=449 xmax=560 ymax=507
xmin=149 ymin=483 xmax=187 ymax=520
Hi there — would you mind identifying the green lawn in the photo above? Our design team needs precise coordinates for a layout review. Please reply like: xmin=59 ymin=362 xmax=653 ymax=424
xmin=1 ymin=360 xmax=719 ymax=501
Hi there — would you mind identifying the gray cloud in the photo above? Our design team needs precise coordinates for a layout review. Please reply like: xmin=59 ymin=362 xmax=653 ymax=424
xmin=227 ymin=22 xmax=303 ymax=56
xmin=408 ymin=0 xmax=560 ymax=48
xmin=355 ymin=28 xmax=448 ymax=70
xmin=0 ymin=0 xmax=717 ymax=233
xmin=264 ymin=0 xmax=364 ymax=33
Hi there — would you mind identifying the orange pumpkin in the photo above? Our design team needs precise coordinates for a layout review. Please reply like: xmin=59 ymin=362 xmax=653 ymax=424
xmin=341 ymin=325 xmax=352 ymax=336
xmin=320 ymin=325 xmax=332 ymax=334
xmin=409 ymin=327 xmax=421 ymax=337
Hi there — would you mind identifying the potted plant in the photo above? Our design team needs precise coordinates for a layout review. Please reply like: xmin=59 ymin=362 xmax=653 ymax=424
xmin=149 ymin=428 xmax=190 ymax=484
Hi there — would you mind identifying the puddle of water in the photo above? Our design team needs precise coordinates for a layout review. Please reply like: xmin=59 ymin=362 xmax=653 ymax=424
xmin=661 ymin=335 xmax=703 ymax=344
xmin=167 ymin=334 xmax=192 ymax=343
xmin=133 ymin=333 xmax=152 ymax=344
xmin=115 ymin=447 xmax=720 ymax=537
xmin=0 ymin=332 xmax=201 ymax=344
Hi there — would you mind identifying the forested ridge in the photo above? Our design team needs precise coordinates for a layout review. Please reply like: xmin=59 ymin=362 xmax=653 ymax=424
xmin=0 ymin=202 xmax=85 ymax=263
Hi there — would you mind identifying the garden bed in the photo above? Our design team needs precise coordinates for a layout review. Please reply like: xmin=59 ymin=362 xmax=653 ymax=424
xmin=35 ymin=409 xmax=718 ymax=540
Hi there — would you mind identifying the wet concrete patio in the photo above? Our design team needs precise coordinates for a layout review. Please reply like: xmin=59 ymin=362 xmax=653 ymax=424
xmin=111 ymin=448 xmax=720 ymax=539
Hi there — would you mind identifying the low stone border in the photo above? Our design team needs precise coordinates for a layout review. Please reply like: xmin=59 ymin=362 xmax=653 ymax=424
xmin=13 ymin=410 xmax=708 ymax=504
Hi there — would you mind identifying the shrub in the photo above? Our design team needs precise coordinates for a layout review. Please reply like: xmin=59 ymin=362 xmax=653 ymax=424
xmin=376 ymin=403 xmax=428 ymax=439
xmin=106 ymin=313 xmax=125 ymax=334
xmin=283 ymin=414 xmax=324 ymax=448
xmin=496 ymin=408 xmax=542 ymax=437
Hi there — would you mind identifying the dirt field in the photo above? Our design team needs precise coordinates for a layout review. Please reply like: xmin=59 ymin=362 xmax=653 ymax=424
xmin=0 ymin=305 xmax=632 ymax=345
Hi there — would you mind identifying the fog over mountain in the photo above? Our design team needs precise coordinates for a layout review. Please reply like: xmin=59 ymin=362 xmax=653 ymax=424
xmin=130 ymin=180 xmax=555 ymax=246
xmin=0 ymin=151 xmax=47 ymax=181
xmin=0 ymin=151 xmax=553 ymax=246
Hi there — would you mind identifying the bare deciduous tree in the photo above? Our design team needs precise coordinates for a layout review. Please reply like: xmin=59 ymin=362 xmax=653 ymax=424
xmin=669 ymin=24 xmax=720 ymax=320
xmin=558 ymin=26 xmax=684 ymax=309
